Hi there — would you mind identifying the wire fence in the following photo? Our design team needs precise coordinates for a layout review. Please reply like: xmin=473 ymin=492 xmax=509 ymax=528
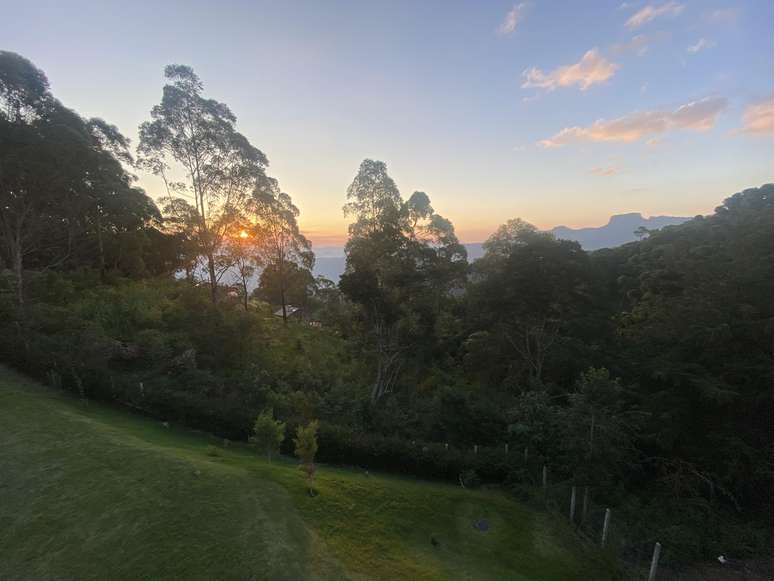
xmin=521 ymin=468 xmax=746 ymax=580
xmin=541 ymin=478 xmax=661 ymax=579
xmin=414 ymin=441 xmax=700 ymax=580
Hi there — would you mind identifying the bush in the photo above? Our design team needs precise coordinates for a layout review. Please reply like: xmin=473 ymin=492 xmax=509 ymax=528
xmin=250 ymin=410 xmax=286 ymax=461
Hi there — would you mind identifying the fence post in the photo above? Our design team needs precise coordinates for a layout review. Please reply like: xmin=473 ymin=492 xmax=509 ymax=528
xmin=569 ymin=485 xmax=577 ymax=522
xmin=473 ymin=444 xmax=478 ymax=455
xmin=444 ymin=442 xmax=448 ymax=451
xmin=582 ymin=486 xmax=589 ymax=522
xmin=504 ymin=443 xmax=509 ymax=455
xmin=648 ymin=542 xmax=661 ymax=581
xmin=601 ymin=508 xmax=611 ymax=547
xmin=542 ymin=465 xmax=548 ymax=501
xmin=524 ymin=446 xmax=529 ymax=462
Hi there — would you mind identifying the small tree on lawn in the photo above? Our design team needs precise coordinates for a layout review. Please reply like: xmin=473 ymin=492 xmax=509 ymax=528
xmin=293 ymin=420 xmax=319 ymax=494
xmin=251 ymin=410 xmax=285 ymax=462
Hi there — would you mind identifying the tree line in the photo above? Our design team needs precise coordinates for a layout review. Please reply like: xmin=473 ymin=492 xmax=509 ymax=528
xmin=2 ymin=51 xmax=773 ymax=564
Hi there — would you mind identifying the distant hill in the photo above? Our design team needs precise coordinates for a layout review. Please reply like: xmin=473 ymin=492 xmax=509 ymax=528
xmin=311 ymin=213 xmax=692 ymax=281
xmin=551 ymin=213 xmax=692 ymax=250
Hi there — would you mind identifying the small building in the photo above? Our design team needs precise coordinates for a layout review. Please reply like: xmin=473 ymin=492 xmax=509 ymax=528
xmin=273 ymin=305 xmax=302 ymax=319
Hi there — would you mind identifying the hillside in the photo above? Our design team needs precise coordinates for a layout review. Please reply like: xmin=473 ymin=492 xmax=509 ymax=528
xmin=0 ymin=366 xmax=613 ymax=581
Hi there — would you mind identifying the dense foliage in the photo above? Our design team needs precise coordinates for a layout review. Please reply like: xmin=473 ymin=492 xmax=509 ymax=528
xmin=2 ymin=51 xmax=773 ymax=565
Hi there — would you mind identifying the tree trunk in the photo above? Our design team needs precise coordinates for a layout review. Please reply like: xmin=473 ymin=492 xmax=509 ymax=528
xmin=96 ymin=214 xmax=106 ymax=280
xmin=11 ymin=235 xmax=24 ymax=311
xmin=279 ymin=257 xmax=287 ymax=325
xmin=370 ymin=321 xmax=401 ymax=403
xmin=206 ymin=251 xmax=217 ymax=303
xmin=242 ymin=276 xmax=249 ymax=310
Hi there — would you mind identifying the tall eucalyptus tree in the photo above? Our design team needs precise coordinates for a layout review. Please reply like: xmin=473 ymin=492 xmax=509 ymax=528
xmin=341 ymin=159 xmax=467 ymax=404
xmin=138 ymin=65 xmax=267 ymax=302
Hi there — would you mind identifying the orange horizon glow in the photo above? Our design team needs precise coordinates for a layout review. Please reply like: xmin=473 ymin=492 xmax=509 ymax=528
xmin=297 ymin=203 xmax=714 ymax=248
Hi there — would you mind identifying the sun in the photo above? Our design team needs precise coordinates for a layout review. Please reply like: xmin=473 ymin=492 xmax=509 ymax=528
xmin=238 ymin=230 xmax=249 ymax=239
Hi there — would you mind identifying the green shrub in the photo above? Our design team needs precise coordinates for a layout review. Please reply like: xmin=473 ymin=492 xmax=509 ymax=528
xmin=250 ymin=410 xmax=285 ymax=462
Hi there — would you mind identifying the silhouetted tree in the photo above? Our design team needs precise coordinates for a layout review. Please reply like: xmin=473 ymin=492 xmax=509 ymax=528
xmin=248 ymin=179 xmax=313 ymax=324
xmin=138 ymin=65 xmax=267 ymax=302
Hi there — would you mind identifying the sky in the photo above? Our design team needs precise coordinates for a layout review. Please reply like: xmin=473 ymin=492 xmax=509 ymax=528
xmin=2 ymin=0 xmax=773 ymax=245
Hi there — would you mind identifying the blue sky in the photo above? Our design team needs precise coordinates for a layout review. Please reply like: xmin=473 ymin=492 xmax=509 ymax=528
xmin=2 ymin=0 xmax=773 ymax=244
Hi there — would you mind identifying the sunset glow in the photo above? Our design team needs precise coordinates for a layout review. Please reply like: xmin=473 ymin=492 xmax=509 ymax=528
xmin=4 ymin=1 xmax=772 ymax=246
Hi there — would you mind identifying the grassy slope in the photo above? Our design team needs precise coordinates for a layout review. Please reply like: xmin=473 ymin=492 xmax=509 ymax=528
xmin=0 ymin=367 xmax=614 ymax=580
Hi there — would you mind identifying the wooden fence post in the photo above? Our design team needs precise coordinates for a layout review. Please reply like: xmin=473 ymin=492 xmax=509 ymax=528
xmin=473 ymin=444 xmax=478 ymax=455
xmin=504 ymin=443 xmax=509 ymax=455
xmin=648 ymin=542 xmax=661 ymax=581
xmin=569 ymin=486 xmax=577 ymax=522
xmin=542 ymin=465 xmax=548 ymax=501
xmin=601 ymin=508 xmax=611 ymax=547
xmin=582 ymin=486 xmax=589 ymax=522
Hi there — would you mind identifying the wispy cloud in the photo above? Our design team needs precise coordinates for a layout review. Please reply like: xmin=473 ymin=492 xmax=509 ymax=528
xmin=540 ymin=96 xmax=728 ymax=147
xmin=590 ymin=165 xmax=621 ymax=176
xmin=687 ymin=38 xmax=714 ymax=54
xmin=522 ymin=49 xmax=618 ymax=92
xmin=612 ymin=34 xmax=652 ymax=56
xmin=625 ymin=2 xmax=684 ymax=29
xmin=498 ymin=3 xmax=528 ymax=35
xmin=705 ymin=8 xmax=738 ymax=25
xmin=741 ymin=97 xmax=774 ymax=135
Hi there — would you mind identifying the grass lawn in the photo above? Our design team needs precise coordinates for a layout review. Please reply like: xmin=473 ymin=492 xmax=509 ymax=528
xmin=0 ymin=366 xmax=615 ymax=580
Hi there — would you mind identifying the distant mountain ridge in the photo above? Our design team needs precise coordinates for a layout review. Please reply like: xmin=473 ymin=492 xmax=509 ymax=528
xmin=550 ymin=213 xmax=692 ymax=250
xmin=311 ymin=213 xmax=692 ymax=281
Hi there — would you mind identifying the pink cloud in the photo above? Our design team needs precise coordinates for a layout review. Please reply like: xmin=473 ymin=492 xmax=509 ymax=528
xmin=590 ymin=165 xmax=621 ymax=176
xmin=626 ymin=2 xmax=684 ymax=29
xmin=741 ymin=97 xmax=774 ymax=135
xmin=612 ymin=34 xmax=652 ymax=56
xmin=498 ymin=3 xmax=529 ymax=35
xmin=522 ymin=49 xmax=618 ymax=92
xmin=540 ymin=97 xmax=728 ymax=147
